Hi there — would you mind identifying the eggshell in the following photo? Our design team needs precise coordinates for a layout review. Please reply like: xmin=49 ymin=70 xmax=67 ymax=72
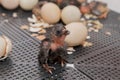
xmin=0 ymin=36 xmax=6 ymax=57
xmin=40 ymin=2 xmax=61 ymax=24
xmin=0 ymin=35 xmax=12 ymax=60
xmin=3 ymin=36 xmax=12 ymax=55
xmin=65 ymin=22 xmax=88 ymax=46
xmin=1 ymin=0 xmax=19 ymax=10
xmin=20 ymin=0 xmax=38 ymax=10
xmin=61 ymin=5 xmax=81 ymax=24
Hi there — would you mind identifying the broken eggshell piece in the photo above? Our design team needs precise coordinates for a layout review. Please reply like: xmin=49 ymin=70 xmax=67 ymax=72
xmin=0 ymin=35 xmax=12 ymax=60
xmin=29 ymin=27 xmax=42 ymax=33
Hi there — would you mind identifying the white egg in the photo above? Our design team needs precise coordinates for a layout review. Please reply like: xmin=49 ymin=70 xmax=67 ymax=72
xmin=1 ymin=0 xmax=19 ymax=10
xmin=40 ymin=2 xmax=61 ymax=24
xmin=65 ymin=22 xmax=88 ymax=46
xmin=0 ymin=35 xmax=12 ymax=60
xmin=61 ymin=5 xmax=81 ymax=24
xmin=20 ymin=0 xmax=38 ymax=10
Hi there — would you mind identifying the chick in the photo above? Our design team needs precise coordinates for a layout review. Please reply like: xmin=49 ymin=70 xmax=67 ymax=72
xmin=38 ymin=24 xmax=69 ymax=74
xmin=89 ymin=1 xmax=109 ymax=18
xmin=45 ymin=0 xmax=80 ymax=9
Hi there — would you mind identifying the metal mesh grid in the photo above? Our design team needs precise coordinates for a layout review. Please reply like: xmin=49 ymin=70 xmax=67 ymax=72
xmin=0 ymin=6 xmax=120 ymax=80
xmin=0 ymin=22 xmax=91 ymax=80
xmin=74 ymin=11 xmax=120 ymax=80
xmin=0 ymin=8 xmax=91 ymax=80
xmin=7 ymin=10 xmax=120 ymax=63
xmin=0 ymin=22 xmax=33 ymax=44
xmin=76 ymin=65 xmax=120 ymax=80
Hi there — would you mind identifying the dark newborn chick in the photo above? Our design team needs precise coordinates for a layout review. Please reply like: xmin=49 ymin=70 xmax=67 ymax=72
xmin=89 ymin=1 xmax=109 ymax=18
xmin=38 ymin=24 xmax=69 ymax=74
xmin=44 ymin=0 xmax=80 ymax=9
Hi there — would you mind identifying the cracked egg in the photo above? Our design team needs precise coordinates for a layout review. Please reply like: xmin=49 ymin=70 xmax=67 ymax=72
xmin=0 ymin=35 xmax=12 ymax=60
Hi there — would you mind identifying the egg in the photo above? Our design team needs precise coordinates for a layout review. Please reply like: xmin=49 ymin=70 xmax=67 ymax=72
xmin=61 ymin=5 xmax=81 ymax=24
xmin=40 ymin=2 xmax=61 ymax=24
xmin=65 ymin=22 xmax=88 ymax=46
xmin=0 ymin=35 xmax=12 ymax=60
xmin=1 ymin=0 xmax=19 ymax=10
xmin=20 ymin=0 xmax=38 ymax=10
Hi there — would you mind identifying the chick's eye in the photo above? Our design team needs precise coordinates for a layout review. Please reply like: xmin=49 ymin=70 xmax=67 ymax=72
xmin=56 ymin=30 xmax=61 ymax=34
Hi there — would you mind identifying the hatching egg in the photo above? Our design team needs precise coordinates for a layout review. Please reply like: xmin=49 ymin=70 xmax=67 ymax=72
xmin=40 ymin=2 xmax=61 ymax=24
xmin=20 ymin=0 xmax=38 ymax=10
xmin=65 ymin=22 xmax=88 ymax=46
xmin=61 ymin=5 xmax=81 ymax=24
xmin=0 ymin=35 xmax=12 ymax=60
xmin=1 ymin=0 xmax=19 ymax=10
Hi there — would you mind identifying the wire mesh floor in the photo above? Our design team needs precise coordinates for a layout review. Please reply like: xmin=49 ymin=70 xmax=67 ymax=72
xmin=0 ymin=7 xmax=120 ymax=80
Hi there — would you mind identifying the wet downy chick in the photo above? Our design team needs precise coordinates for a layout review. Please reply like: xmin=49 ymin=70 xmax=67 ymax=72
xmin=46 ymin=0 xmax=80 ymax=9
xmin=89 ymin=1 xmax=109 ymax=18
xmin=38 ymin=24 xmax=69 ymax=74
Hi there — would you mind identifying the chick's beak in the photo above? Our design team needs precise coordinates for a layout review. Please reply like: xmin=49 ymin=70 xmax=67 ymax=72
xmin=64 ymin=30 xmax=70 ymax=35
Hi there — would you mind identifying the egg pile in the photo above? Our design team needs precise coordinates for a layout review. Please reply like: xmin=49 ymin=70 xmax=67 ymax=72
xmin=30 ymin=2 xmax=89 ymax=47
xmin=0 ymin=0 xmax=107 ymax=47
xmin=0 ymin=35 xmax=12 ymax=60
xmin=30 ymin=1 xmax=108 ymax=47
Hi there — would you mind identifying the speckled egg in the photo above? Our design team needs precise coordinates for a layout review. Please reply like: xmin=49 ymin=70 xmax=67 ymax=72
xmin=65 ymin=22 xmax=88 ymax=46
xmin=1 ymin=0 xmax=19 ymax=10
xmin=40 ymin=2 xmax=61 ymax=24
xmin=61 ymin=5 xmax=81 ymax=24
xmin=0 ymin=35 xmax=12 ymax=60
xmin=20 ymin=0 xmax=38 ymax=10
